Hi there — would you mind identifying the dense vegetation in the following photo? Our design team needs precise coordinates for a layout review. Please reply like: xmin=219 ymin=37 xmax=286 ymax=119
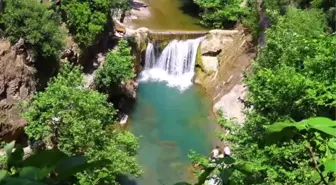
xmin=0 ymin=0 xmax=65 ymax=59
xmin=0 ymin=0 xmax=335 ymax=184
xmin=193 ymin=0 xmax=247 ymax=28
xmin=94 ymin=39 xmax=135 ymax=93
xmin=23 ymin=62 xmax=141 ymax=185
xmin=189 ymin=1 xmax=336 ymax=184
xmin=61 ymin=0 xmax=130 ymax=48
xmin=0 ymin=0 xmax=140 ymax=184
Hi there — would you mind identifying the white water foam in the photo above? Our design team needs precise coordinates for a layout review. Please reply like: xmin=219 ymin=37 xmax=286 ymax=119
xmin=139 ymin=37 xmax=203 ymax=91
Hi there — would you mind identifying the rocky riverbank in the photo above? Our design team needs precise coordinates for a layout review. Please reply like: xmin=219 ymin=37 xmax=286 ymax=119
xmin=195 ymin=28 xmax=255 ymax=124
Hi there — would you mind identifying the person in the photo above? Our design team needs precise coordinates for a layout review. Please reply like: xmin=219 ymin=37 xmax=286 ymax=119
xmin=217 ymin=150 xmax=224 ymax=159
xmin=210 ymin=146 xmax=220 ymax=159
xmin=223 ymin=145 xmax=231 ymax=157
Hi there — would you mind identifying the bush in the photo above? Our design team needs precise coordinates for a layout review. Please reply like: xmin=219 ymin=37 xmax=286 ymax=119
xmin=0 ymin=0 xmax=65 ymax=59
xmin=94 ymin=39 xmax=135 ymax=93
xmin=23 ymin=62 xmax=141 ymax=184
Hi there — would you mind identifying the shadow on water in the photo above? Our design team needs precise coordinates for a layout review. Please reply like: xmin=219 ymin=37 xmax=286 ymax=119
xmin=178 ymin=0 xmax=201 ymax=18
xmin=117 ymin=174 xmax=137 ymax=185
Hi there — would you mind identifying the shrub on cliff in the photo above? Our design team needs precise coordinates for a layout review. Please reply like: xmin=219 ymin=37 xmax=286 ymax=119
xmin=0 ymin=0 xmax=65 ymax=59
xmin=23 ymin=62 xmax=141 ymax=184
xmin=94 ymin=39 xmax=135 ymax=93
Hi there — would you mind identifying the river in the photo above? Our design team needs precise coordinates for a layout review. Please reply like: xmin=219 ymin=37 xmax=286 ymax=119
xmin=127 ymin=0 xmax=206 ymax=31
xmin=124 ymin=0 xmax=217 ymax=184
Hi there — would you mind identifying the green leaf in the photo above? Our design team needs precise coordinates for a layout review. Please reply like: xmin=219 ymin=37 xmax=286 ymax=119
xmin=324 ymin=159 xmax=336 ymax=172
xmin=57 ymin=159 xmax=109 ymax=180
xmin=19 ymin=167 xmax=47 ymax=181
xmin=4 ymin=141 xmax=15 ymax=158
xmin=311 ymin=126 xmax=336 ymax=137
xmin=219 ymin=168 xmax=234 ymax=184
xmin=2 ymin=176 xmax=47 ymax=185
xmin=328 ymin=138 xmax=336 ymax=150
xmin=306 ymin=117 xmax=335 ymax=127
xmin=234 ymin=163 xmax=256 ymax=174
xmin=8 ymin=146 xmax=24 ymax=168
xmin=23 ymin=150 xmax=68 ymax=168
xmin=266 ymin=121 xmax=307 ymax=135
xmin=266 ymin=122 xmax=294 ymax=134
xmin=223 ymin=156 xmax=236 ymax=165
xmin=0 ymin=170 xmax=7 ymax=182
xmin=55 ymin=156 xmax=87 ymax=173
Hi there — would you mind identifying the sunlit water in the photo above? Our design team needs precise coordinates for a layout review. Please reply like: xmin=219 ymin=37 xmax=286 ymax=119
xmin=128 ymin=0 xmax=206 ymax=31
xmin=139 ymin=38 xmax=204 ymax=90
xmin=125 ymin=82 xmax=216 ymax=185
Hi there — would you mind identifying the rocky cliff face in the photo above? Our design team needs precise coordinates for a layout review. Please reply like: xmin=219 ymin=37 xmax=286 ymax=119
xmin=0 ymin=39 xmax=36 ymax=141
xmin=196 ymin=29 xmax=255 ymax=124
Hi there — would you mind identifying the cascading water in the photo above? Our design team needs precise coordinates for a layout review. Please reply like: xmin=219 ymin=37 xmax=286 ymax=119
xmin=139 ymin=37 xmax=204 ymax=90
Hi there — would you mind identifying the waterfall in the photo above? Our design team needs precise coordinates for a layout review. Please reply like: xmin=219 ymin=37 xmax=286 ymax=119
xmin=139 ymin=37 xmax=203 ymax=90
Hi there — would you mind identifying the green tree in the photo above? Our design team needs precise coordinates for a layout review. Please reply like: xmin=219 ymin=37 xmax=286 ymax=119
xmin=61 ymin=0 xmax=131 ymax=48
xmin=262 ymin=0 xmax=335 ymax=30
xmin=194 ymin=0 xmax=247 ymax=28
xmin=94 ymin=39 xmax=135 ymax=93
xmin=23 ymin=62 xmax=141 ymax=185
xmin=0 ymin=0 xmax=65 ymax=59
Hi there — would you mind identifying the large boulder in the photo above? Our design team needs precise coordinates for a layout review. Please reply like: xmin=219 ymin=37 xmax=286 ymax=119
xmin=200 ymin=56 xmax=218 ymax=74
xmin=213 ymin=84 xmax=246 ymax=124
xmin=200 ymin=30 xmax=238 ymax=56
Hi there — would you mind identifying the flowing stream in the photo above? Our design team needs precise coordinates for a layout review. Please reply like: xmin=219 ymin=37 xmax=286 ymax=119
xmin=124 ymin=0 xmax=217 ymax=184
xmin=125 ymin=39 xmax=217 ymax=185
xmin=139 ymin=37 xmax=203 ymax=90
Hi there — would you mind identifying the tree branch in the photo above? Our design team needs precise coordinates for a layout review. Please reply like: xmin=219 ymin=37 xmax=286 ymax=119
xmin=308 ymin=145 xmax=328 ymax=185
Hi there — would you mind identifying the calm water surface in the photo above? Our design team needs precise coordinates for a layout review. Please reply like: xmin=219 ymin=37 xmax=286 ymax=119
xmin=129 ymin=0 xmax=206 ymax=31
xmin=126 ymin=82 xmax=216 ymax=185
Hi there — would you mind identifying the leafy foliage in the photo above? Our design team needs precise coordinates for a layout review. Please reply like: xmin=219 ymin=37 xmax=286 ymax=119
xmin=265 ymin=117 xmax=336 ymax=184
xmin=187 ymin=113 xmax=259 ymax=185
xmin=263 ymin=0 xmax=335 ymax=30
xmin=94 ymin=39 xmax=135 ymax=93
xmin=188 ymin=6 xmax=336 ymax=185
xmin=61 ymin=0 xmax=131 ymax=48
xmin=23 ymin=62 xmax=141 ymax=185
xmin=0 ymin=141 xmax=107 ymax=185
xmin=194 ymin=0 xmax=247 ymax=28
xmin=0 ymin=0 xmax=65 ymax=59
